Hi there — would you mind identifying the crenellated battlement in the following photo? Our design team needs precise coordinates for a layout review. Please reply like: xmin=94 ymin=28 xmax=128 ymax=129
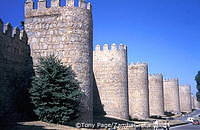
xmin=128 ymin=62 xmax=148 ymax=68
xmin=20 ymin=30 xmax=28 ymax=42
xmin=149 ymin=73 xmax=163 ymax=78
xmin=25 ymin=0 xmax=92 ymax=18
xmin=51 ymin=0 xmax=60 ymax=7
xmin=94 ymin=44 xmax=127 ymax=52
xmin=4 ymin=23 xmax=12 ymax=36
xmin=0 ymin=19 xmax=28 ymax=42
xmin=12 ymin=27 xmax=20 ymax=38
xmin=164 ymin=78 xmax=178 ymax=82
xmin=180 ymin=85 xmax=191 ymax=91
xmin=0 ymin=19 xmax=3 ymax=33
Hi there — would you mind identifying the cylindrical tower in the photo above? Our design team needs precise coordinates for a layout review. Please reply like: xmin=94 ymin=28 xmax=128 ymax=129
xmin=191 ymin=95 xmax=195 ymax=110
xmin=128 ymin=63 xmax=149 ymax=119
xmin=163 ymin=79 xmax=180 ymax=113
xmin=93 ymin=44 xmax=129 ymax=119
xmin=194 ymin=96 xmax=200 ymax=109
xmin=179 ymin=85 xmax=192 ymax=113
xmin=24 ymin=0 xmax=93 ymax=122
xmin=149 ymin=74 xmax=164 ymax=116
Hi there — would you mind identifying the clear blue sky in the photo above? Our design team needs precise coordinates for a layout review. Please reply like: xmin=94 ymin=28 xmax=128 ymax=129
xmin=0 ymin=0 xmax=200 ymax=95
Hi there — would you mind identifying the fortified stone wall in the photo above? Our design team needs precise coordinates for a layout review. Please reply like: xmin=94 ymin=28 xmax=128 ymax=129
xmin=191 ymin=95 xmax=195 ymax=110
xmin=194 ymin=96 xmax=200 ymax=109
xmin=148 ymin=74 xmax=164 ymax=116
xmin=93 ymin=44 xmax=129 ymax=119
xmin=179 ymin=85 xmax=192 ymax=113
xmin=128 ymin=63 xmax=149 ymax=119
xmin=0 ymin=0 xmax=195 ymax=123
xmin=0 ymin=19 xmax=31 ymax=88
xmin=24 ymin=0 xmax=93 ymax=122
xmin=0 ymin=19 xmax=32 ymax=121
xmin=163 ymin=79 xmax=181 ymax=113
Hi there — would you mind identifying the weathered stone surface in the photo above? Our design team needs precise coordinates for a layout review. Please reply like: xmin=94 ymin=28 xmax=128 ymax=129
xmin=149 ymin=74 xmax=164 ymax=116
xmin=191 ymin=95 xmax=195 ymax=110
xmin=128 ymin=63 xmax=149 ymax=119
xmin=93 ymin=44 xmax=129 ymax=119
xmin=193 ymin=96 xmax=200 ymax=109
xmin=0 ymin=19 xmax=3 ymax=33
xmin=179 ymin=85 xmax=192 ymax=113
xmin=0 ymin=21 xmax=30 ymax=78
xmin=0 ymin=20 xmax=32 ymax=121
xmin=163 ymin=79 xmax=181 ymax=113
xmin=24 ymin=0 xmax=93 ymax=122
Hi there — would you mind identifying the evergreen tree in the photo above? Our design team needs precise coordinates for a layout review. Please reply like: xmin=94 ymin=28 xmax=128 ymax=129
xmin=29 ymin=55 xmax=82 ymax=124
xmin=195 ymin=71 xmax=200 ymax=101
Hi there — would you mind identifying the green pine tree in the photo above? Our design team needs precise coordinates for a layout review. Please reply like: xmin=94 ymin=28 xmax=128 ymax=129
xmin=29 ymin=55 xmax=82 ymax=124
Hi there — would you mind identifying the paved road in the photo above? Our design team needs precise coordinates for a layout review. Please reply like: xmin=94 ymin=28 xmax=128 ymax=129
xmin=170 ymin=123 xmax=200 ymax=130
xmin=170 ymin=109 xmax=200 ymax=130
xmin=175 ymin=109 xmax=200 ymax=121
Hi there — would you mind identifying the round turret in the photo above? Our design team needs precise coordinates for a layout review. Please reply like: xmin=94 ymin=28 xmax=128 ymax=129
xmin=163 ymin=79 xmax=180 ymax=113
xmin=93 ymin=44 xmax=129 ymax=119
xmin=25 ymin=0 xmax=93 ymax=122
xmin=179 ymin=85 xmax=192 ymax=113
xmin=128 ymin=63 xmax=149 ymax=119
xmin=149 ymin=74 xmax=164 ymax=116
xmin=194 ymin=96 xmax=200 ymax=109
xmin=191 ymin=95 xmax=195 ymax=110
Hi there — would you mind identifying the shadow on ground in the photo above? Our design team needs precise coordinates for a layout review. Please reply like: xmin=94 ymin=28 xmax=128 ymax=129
xmin=94 ymin=116 xmax=133 ymax=124
xmin=0 ymin=123 xmax=46 ymax=130
xmin=65 ymin=116 xmax=136 ymax=129
xmin=0 ymin=116 xmax=137 ymax=130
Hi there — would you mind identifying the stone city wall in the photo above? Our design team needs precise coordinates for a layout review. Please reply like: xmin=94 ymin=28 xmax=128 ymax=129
xmin=0 ymin=19 xmax=30 ymax=89
xmin=191 ymin=95 xmax=195 ymax=110
xmin=0 ymin=0 xmax=194 ymax=122
xmin=194 ymin=96 xmax=200 ymax=109
xmin=0 ymin=19 xmax=32 ymax=121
